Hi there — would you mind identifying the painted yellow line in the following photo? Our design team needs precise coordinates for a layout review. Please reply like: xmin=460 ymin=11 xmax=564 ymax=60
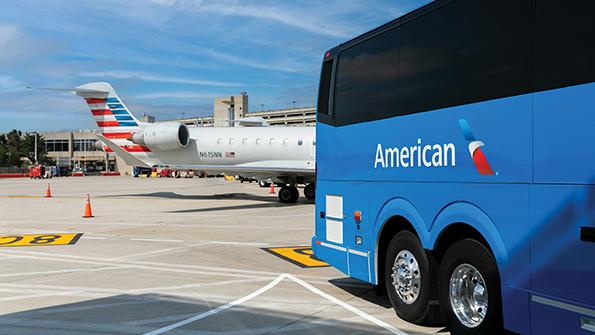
xmin=262 ymin=246 xmax=329 ymax=268
xmin=0 ymin=233 xmax=83 ymax=247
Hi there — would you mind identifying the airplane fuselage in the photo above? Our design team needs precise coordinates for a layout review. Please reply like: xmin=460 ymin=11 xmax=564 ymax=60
xmin=137 ymin=126 xmax=316 ymax=182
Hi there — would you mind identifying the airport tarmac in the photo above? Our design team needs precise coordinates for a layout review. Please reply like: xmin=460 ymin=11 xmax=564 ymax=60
xmin=0 ymin=176 xmax=447 ymax=335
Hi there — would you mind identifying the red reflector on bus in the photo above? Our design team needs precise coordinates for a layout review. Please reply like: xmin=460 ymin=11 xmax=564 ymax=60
xmin=315 ymin=240 xmax=321 ymax=245
xmin=354 ymin=211 xmax=362 ymax=222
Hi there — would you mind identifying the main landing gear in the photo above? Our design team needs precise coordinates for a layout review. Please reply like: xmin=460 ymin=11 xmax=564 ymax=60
xmin=304 ymin=183 xmax=315 ymax=201
xmin=277 ymin=183 xmax=315 ymax=203
xmin=278 ymin=186 xmax=299 ymax=203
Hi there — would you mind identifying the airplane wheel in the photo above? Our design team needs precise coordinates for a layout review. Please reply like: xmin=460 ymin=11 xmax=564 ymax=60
xmin=304 ymin=183 xmax=315 ymax=200
xmin=279 ymin=186 xmax=299 ymax=203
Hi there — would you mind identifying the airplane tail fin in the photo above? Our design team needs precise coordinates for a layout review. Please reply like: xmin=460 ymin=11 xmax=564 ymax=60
xmin=72 ymin=82 xmax=144 ymax=135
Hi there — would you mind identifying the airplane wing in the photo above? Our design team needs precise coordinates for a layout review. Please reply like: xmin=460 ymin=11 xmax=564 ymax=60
xmin=97 ymin=135 xmax=151 ymax=168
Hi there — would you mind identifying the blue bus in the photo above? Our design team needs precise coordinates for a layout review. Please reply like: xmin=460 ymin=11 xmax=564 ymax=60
xmin=311 ymin=0 xmax=595 ymax=334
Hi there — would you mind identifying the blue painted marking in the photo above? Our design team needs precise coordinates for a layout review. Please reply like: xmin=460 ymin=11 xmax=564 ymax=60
xmin=106 ymin=97 xmax=120 ymax=103
xmin=118 ymin=121 xmax=138 ymax=127
xmin=115 ymin=115 xmax=134 ymax=121
xmin=110 ymin=109 xmax=129 ymax=115
xmin=108 ymin=104 xmax=124 ymax=109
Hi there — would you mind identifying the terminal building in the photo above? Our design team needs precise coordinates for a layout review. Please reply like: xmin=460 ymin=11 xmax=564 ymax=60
xmin=41 ymin=93 xmax=315 ymax=173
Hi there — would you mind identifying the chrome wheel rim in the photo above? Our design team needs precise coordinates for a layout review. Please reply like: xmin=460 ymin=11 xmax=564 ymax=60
xmin=449 ymin=263 xmax=488 ymax=328
xmin=391 ymin=249 xmax=421 ymax=304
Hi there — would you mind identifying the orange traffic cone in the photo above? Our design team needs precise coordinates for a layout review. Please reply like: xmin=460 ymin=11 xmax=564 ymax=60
xmin=83 ymin=194 xmax=94 ymax=218
xmin=269 ymin=183 xmax=275 ymax=194
xmin=45 ymin=184 xmax=52 ymax=198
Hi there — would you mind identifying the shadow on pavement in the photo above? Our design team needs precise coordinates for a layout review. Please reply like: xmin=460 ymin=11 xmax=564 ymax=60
xmin=329 ymin=277 xmax=392 ymax=309
xmin=0 ymin=293 xmax=413 ymax=335
xmin=106 ymin=192 xmax=281 ymax=203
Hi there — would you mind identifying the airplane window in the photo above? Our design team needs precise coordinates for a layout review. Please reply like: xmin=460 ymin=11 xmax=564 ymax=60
xmin=269 ymin=138 xmax=275 ymax=145
xmin=242 ymin=138 xmax=248 ymax=145
xmin=283 ymin=138 xmax=289 ymax=145
xmin=217 ymin=138 xmax=223 ymax=145
xmin=298 ymin=138 xmax=303 ymax=145
xmin=256 ymin=138 xmax=262 ymax=144
xmin=229 ymin=138 xmax=235 ymax=145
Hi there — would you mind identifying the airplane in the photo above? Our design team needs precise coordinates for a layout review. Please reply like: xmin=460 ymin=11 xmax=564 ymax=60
xmin=39 ymin=82 xmax=316 ymax=203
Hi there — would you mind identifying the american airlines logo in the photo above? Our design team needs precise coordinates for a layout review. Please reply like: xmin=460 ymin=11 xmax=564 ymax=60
xmin=374 ymin=139 xmax=456 ymax=168
xmin=373 ymin=119 xmax=494 ymax=175
xmin=458 ymin=119 xmax=494 ymax=175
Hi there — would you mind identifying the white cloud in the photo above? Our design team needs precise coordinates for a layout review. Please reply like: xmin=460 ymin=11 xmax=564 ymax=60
xmin=0 ymin=75 xmax=24 ymax=92
xmin=194 ymin=47 xmax=313 ymax=74
xmin=132 ymin=91 xmax=221 ymax=101
xmin=0 ymin=24 xmax=21 ymax=47
xmin=150 ymin=0 xmax=351 ymax=38
xmin=78 ymin=71 xmax=242 ymax=87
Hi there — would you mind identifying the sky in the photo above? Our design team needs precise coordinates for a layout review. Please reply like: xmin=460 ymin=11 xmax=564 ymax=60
xmin=0 ymin=0 xmax=430 ymax=132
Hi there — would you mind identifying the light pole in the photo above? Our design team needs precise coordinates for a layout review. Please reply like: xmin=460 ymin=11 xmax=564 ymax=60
xmin=292 ymin=100 xmax=296 ymax=109
xmin=34 ymin=132 xmax=38 ymax=164
xmin=260 ymin=103 xmax=264 ymax=111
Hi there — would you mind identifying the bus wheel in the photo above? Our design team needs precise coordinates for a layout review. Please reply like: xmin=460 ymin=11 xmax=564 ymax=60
xmin=438 ymin=239 xmax=502 ymax=335
xmin=385 ymin=231 xmax=431 ymax=324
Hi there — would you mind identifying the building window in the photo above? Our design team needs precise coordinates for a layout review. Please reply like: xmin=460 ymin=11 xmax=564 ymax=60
xmin=45 ymin=139 xmax=69 ymax=152
xmin=73 ymin=139 xmax=98 ymax=152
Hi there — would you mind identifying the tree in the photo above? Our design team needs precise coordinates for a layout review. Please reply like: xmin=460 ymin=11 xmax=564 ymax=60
xmin=22 ymin=132 xmax=48 ymax=165
xmin=0 ymin=130 xmax=48 ymax=167
xmin=5 ymin=130 xmax=23 ymax=167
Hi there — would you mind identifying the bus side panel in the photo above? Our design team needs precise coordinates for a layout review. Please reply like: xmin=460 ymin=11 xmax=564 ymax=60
xmin=533 ymin=83 xmax=595 ymax=185
xmin=316 ymin=95 xmax=533 ymax=185
xmin=530 ymin=185 xmax=595 ymax=332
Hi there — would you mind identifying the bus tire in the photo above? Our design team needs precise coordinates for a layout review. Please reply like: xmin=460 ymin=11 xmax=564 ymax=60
xmin=385 ymin=231 xmax=431 ymax=324
xmin=438 ymin=239 xmax=502 ymax=335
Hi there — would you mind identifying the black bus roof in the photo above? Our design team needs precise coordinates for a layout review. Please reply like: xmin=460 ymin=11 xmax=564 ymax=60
xmin=330 ymin=0 xmax=451 ymax=53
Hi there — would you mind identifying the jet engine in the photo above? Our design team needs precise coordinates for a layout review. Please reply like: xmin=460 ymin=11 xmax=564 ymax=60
xmin=131 ymin=123 xmax=190 ymax=151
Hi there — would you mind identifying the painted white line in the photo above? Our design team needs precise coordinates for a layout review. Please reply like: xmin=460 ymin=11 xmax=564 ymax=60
xmin=82 ymin=236 xmax=107 ymax=240
xmin=0 ymin=290 xmax=84 ymax=302
xmin=0 ymin=252 xmax=270 ymax=280
xmin=130 ymin=238 xmax=185 ymax=243
xmin=143 ymin=273 xmax=409 ymax=335
xmin=143 ymin=274 xmax=287 ymax=335
xmin=285 ymin=274 xmax=408 ymax=335
xmin=0 ymin=266 xmax=124 ymax=278
xmin=208 ymin=241 xmax=269 ymax=246
xmin=1 ymin=249 xmax=281 ymax=277
xmin=116 ymin=242 xmax=211 ymax=260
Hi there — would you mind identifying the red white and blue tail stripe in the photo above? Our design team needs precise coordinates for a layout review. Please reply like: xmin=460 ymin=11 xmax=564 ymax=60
xmin=73 ymin=82 xmax=151 ymax=153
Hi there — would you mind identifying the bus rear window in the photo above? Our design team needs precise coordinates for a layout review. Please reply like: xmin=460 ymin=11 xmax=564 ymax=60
xmin=317 ymin=59 xmax=334 ymax=121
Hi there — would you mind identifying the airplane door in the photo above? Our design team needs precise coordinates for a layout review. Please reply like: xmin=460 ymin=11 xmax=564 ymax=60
xmin=310 ymin=139 xmax=316 ymax=158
